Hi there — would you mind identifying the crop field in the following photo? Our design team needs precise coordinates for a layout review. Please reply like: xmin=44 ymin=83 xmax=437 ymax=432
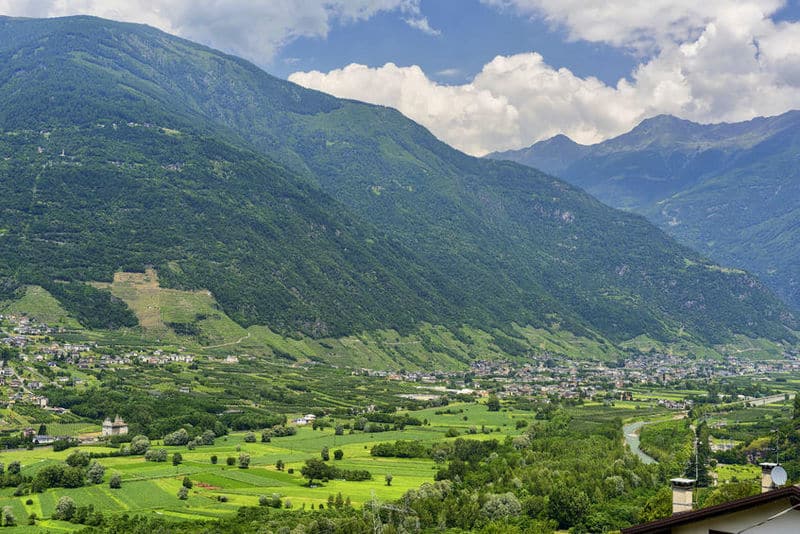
xmin=0 ymin=402 xmax=524 ymax=531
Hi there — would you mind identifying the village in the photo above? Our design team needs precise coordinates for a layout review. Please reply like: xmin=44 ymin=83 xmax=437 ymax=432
xmin=1 ymin=312 xmax=798 ymax=444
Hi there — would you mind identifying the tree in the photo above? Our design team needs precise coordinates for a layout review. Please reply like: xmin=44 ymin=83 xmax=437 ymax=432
xmin=210 ymin=455 xmax=218 ymax=465
xmin=385 ymin=473 xmax=393 ymax=486
xmin=684 ymin=422 xmax=711 ymax=487
xmin=172 ymin=453 xmax=183 ymax=466
xmin=639 ymin=486 xmax=671 ymax=523
xmin=66 ymin=450 xmax=90 ymax=467
xmin=226 ymin=456 xmax=236 ymax=466
xmin=333 ymin=449 xmax=344 ymax=460
xmin=109 ymin=474 xmax=122 ymax=489
xmin=258 ymin=494 xmax=268 ymax=507
xmin=87 ymin=461 xmax=105 ymax=484
xmin=145 ymin=449 xmax=167 ymax=462
xmin=704 ymin=480 xmax=759 ymax=507
xmin=163 ymin=428 xmax=190 ymax=446
xmin=201 ymin=429 xmax=216 ymax=445
xmin=129 ymin=435 xmax=150 ymax=455
xmin=53 ymin=496 xmax=76 ymax=521
xmin=244 ymin=432 xmax=256 ymax=443
xmin=1 ymin=506 xmax=13 ymax=527
xmin=793 ymin=392 xmax=800 ymax=421
xmin=182 ymin=476 xmax=193 ymax=489
xmin=7 ymin=462 xmax=19 ymax=475
xmin=177 ymin=486 xmax=188 ymax=500
xmin=321 ymin=446 xmax=330 ymax=461
xmin=547 ymin=484 xmax=590 ymax=529
xmin=301 ymin=458 xmax=331 ymax=486
xmin=486 ymin=395 xmax=501 ymax=412
xmin=276 ymin=459 xmax=285 ymax=471
xmin=481 ymin=492 xmax=522 ymax=520
xmin=37 ymin=423 xmax=47 ymax=436
xmin=238 ymin=453 xmax=250 ymax=469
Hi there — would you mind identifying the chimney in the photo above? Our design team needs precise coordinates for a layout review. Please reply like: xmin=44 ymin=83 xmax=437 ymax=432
xmin=759 ymin=463 xmax=778 ymax=493
xmin=671 ymin=478 xmax=695 ymax=514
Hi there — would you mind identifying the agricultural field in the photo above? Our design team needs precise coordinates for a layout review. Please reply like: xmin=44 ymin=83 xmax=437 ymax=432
xmin=0 ymin=402 xmax=525 ymax=531
xmin=0 ymin=286 xmax=82 ymax=330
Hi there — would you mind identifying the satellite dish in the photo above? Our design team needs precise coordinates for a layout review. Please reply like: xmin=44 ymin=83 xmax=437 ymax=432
xmin=772 ymin=466 xmax=787 ymax=486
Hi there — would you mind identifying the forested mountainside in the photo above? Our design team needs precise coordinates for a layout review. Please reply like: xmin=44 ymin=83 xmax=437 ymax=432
xmin=0 ymin=15 xmax=795 ymax=347
xmin=491 ymin=112 xmax=800 ymax=312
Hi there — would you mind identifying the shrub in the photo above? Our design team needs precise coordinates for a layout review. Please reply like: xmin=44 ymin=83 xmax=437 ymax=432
xmin=129 ymin=435 xmax=150 ymax=455
xmin=226 ymin=456 xmax=236 ymax=466
xmin=210 ymin=455 xmax=218 ymax=465
xmin=243 ymin=432 xmax=256 ymax=443
xmin=321 ymin=447 xmax=330 ymax=461
xmin=177 ymin=486 xmax=188 ymax=500
xmin=1 ymin=506 xmax=13 ymax=527
xmin=217 ymin=495 xmax=228 ymax=502
xmin=163 ymin=428 xmax=190 ymax=446
xmin=53 ymin=496 xmax=76 ymax=521
xmin=172 ymin=453 xmax=183 ymax=466
xmin=258 ymin=494 xmax=268 ymax=507
xmin=333 ymin=449 xmax=343 ymax=460
xmin=238 ymin=453 xmax=250 ymax=469
xmin=65 ymin=451 xmax=90 ymax=468
xmin=145 ymin=449 xmax=167 ymax=462
xmin=109 ymin=474 xmax=121 ymax=489
xmin=182 ymin=476 xmax=193 ymax=489
xmin=200 ymin=430 xmax=216 ymax=445
xmin=87 ymin=461 xmax=105 ymax=484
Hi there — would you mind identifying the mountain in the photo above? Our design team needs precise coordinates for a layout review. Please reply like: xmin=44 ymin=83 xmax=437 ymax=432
xmin=0 ymin=16 xmax=795 ymax=352
xmin=491 ymin=112 xmax=800 ymax=311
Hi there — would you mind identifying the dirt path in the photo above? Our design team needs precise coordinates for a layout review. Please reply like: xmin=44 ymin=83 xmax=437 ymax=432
xmin=203 ymin=331 xmax=251 ymax=350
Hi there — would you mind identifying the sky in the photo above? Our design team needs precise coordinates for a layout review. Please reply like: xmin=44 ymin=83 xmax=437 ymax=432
xmin=2 ymin=1 xmax=800 ymax=155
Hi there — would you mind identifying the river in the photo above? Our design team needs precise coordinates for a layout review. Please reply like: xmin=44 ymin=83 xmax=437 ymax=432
xmin=623 ymin=420 xmax=658 ymax=465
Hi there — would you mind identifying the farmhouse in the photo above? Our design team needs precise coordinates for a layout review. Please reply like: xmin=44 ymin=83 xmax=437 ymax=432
xmin=102 ymin=415 xmax=129 ymax=436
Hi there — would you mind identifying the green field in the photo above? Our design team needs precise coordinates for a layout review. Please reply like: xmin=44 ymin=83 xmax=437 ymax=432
xmin=0 ymin=402 xmax=524 ymax=531
xmin=0 ymin=286 xmax=82 ymax=329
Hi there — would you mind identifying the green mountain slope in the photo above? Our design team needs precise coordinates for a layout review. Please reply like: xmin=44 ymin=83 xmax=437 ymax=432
xmin=0 ymin=15 xmax=795 ymax=350
xmin=491 ymin=112 xmax=800 ymax=311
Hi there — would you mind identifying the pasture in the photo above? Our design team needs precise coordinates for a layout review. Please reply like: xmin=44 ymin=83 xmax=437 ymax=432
xmin=0 ymin=402 xmax=523 ymax=531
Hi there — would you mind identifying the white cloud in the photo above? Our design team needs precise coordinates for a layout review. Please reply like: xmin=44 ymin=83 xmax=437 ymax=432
xmin=291 ymin=2 xmax=800 ymax=156
xmin=404 ymin=16 xmax=440 ymax=36
xmin=481 ymin=0 xmax=785 ymax=53
xmin=436 ymin=68 xmax=462 ymax=77
xmin=0 ymin=0 xmax=428 ymax=63
xmin=290 ymin=63 xmax=520 ymax=156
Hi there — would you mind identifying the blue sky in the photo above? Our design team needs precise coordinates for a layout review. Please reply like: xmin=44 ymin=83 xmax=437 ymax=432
xmin=273 ymin=1 xmax=636 ymax=86
xmin=3 ymin=0 xmax=800 ymax=155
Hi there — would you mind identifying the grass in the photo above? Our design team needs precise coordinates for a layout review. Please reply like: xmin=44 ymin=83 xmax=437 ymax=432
xmin=0 ymin=285 xmax=82 ymax=329
xmin=0 ymin=403 xmax=522 ymax=529
xmin=93 ymin=269 xmax=247 ymax=347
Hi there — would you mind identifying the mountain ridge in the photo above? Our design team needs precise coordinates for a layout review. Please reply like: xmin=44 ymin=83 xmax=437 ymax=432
xmin=0 ymin=15 xmax=795 ymax=354
xmin=491 ymin=110 xmax=800 ymax=311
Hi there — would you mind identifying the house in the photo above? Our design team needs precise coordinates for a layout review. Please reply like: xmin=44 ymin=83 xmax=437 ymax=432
xmin=623 ymin=465 xmax=800 ymax=534
xmin=101 ymin=415 xmax=129 ymax=436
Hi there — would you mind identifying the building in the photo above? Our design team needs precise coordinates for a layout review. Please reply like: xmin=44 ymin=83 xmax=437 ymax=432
xmin=101 ymin=415 xmax=129 ymax=436
xmin=623 ymin=465 xmax=800 ymax=534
